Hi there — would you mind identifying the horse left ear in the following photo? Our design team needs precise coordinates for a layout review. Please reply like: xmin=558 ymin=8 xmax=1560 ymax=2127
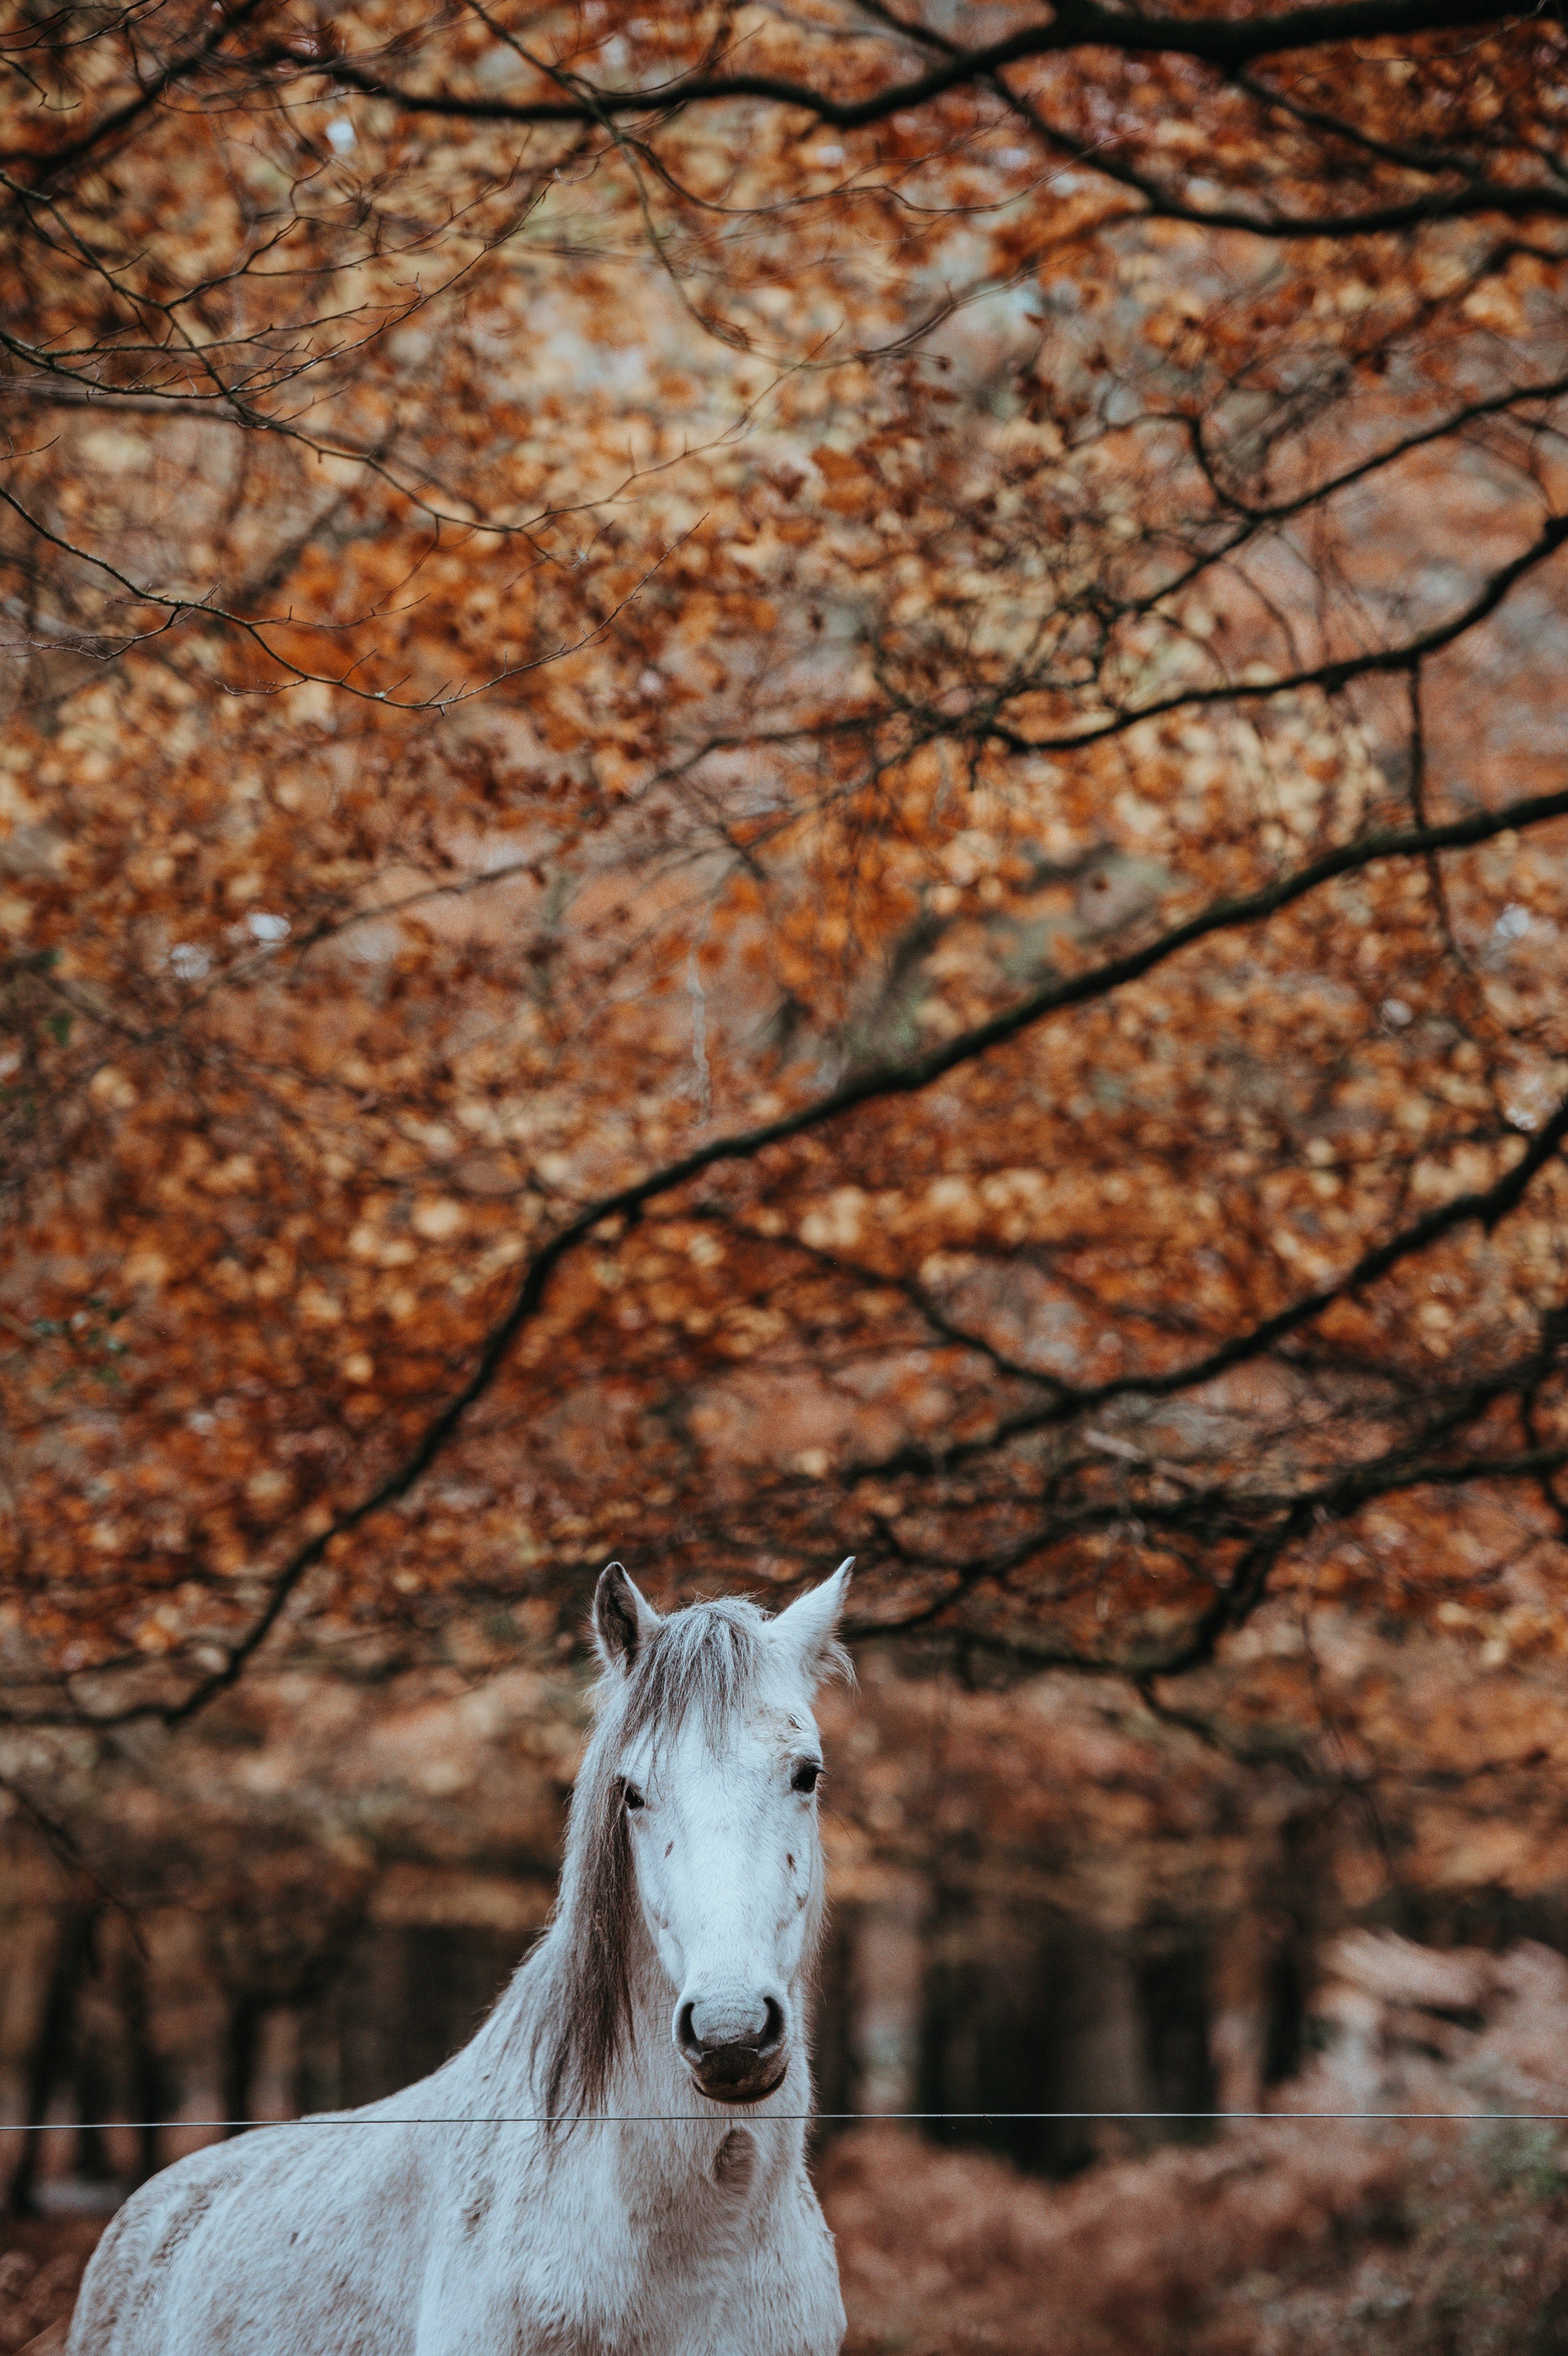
xmin=774 ymin=1557 xmax=854 ymax=1684
xmin=593 ymin=1561 xmax=662 ymax=1674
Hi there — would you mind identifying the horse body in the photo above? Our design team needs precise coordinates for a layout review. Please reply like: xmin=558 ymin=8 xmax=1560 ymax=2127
xmin=68 ymin=1566 xmax=851 ymax=2356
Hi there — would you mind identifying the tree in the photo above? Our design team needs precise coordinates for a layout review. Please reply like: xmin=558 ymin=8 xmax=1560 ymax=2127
xmin=2 ymin=0 xmax=1567 ymax=1754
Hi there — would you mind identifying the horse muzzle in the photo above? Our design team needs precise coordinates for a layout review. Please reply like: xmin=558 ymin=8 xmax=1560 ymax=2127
xmin=676 ymin=1993 xmax=788 ymax=2107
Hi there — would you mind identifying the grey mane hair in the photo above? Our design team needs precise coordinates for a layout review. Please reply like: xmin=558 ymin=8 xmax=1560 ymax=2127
xmin=533 ymin=1598 xmax=770 ymax=2126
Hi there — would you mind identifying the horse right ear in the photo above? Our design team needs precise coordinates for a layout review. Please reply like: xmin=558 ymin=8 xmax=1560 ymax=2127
xmin=593 ymin=1561 xmax=662 ymax=1674
xmin=774 ymin=1557 xmax=854 ymax=1685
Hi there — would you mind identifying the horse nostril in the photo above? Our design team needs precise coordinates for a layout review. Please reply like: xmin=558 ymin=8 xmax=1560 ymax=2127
xmin=676 ymin=1992 xmax=787 ymax=2058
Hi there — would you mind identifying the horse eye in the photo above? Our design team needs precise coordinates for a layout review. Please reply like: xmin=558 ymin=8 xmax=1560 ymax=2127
xmin=791 ymin=1761 xmax=821 ymax=1795
xmin=623 ymin=1782 xmax=645 ymax=1812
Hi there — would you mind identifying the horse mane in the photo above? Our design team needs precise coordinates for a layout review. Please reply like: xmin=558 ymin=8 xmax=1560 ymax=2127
xmin=532 ymin=1598 xmax=767 ymax=2124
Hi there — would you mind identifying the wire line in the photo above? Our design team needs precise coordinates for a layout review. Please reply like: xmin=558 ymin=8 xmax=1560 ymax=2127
xmin=6 ymin=2110 xmax=1567 ymax=2130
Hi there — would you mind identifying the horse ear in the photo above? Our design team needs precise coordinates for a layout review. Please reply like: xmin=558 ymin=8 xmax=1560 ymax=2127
xmin=593 ymin=1561 xmax=662 ymax=1674
xmin=774 ymin=1557 xmax=854 ymax=1685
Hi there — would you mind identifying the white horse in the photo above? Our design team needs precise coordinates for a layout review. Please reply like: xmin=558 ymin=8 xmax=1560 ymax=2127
xmin=68 ymin=1561 xmax=854 ymax=2356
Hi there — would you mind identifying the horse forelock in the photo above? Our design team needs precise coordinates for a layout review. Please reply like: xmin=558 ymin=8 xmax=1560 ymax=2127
xmin=621 ymin=1596 xmax=766 ymax=1750
xmin=535 ymin=1599 xmax=771 ymax=2126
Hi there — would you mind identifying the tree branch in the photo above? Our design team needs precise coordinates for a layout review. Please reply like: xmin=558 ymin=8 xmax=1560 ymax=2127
xmin=12 ymin=777 xmax=1568 ymax=1729
xmin=284 ymin=0 xmax=1556 ymax=142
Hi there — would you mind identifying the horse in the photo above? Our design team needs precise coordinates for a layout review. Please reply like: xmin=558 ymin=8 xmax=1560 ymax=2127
xmin=67 ymin=1559 xmax=855 ymax=2356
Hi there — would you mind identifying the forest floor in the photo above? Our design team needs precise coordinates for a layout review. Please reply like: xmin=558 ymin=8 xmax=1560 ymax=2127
xmin=0 ymin=2218 xmax=99 ymax=2354
xmin=6 ymin=2115 xmax=1568 ymax=2356
xmin=825 ymin=2116 xmax=1568 ymax=2356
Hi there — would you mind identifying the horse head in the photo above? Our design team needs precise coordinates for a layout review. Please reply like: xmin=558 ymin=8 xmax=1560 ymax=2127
xmin=591 ymin=1558 xmax=852 ymax=2109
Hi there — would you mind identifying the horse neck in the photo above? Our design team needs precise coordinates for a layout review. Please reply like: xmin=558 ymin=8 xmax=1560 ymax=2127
xmin=456 ymin=1880 xmax=667 ymax=2114
xmin=462 ymin=1905 xmax=811 ymax=2195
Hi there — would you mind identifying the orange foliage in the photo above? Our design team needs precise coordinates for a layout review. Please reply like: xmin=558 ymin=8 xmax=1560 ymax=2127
xmin=1 ymin=0 xmax=1568 ymax=1752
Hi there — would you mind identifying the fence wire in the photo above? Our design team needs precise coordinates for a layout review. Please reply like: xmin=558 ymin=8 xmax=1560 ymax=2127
xmin=7 ymin=2110 xmax=1568 ymax=2131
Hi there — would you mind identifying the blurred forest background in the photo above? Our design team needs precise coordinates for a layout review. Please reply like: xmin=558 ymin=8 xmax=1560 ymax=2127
xmin=4 ymin=0 xmax=1568 ymax=2343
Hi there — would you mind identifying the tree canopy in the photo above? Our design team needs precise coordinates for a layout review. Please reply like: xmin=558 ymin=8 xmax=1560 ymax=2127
xmin=3 ymin=0 xmax=1568 ymax=1746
